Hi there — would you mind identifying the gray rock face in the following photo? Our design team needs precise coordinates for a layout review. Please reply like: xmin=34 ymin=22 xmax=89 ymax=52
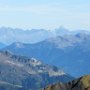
xmin=0 ymin=51 xmax=73 ymax=90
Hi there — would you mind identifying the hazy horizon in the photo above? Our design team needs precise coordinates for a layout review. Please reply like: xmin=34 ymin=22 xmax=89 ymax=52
xmin=0 ymin=26 xmax=90 ymax=31
xmin=0 ymin=0 xmax=90 ymax=30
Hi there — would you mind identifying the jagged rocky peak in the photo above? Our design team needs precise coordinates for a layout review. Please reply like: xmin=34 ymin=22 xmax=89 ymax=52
xmin=0 ymin=50 xmax=73 ymax=90
xmin=54 ymin=26 xmax=70 ymax=35
xmin=44 ymin=75 xmax=90 ymax=90
xmin=0 ymin=50 xmax=66 ymax=77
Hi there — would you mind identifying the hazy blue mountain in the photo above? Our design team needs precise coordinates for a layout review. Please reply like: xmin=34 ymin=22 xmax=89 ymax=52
xmin=0 ymin=27 xmax=55 ymax=44
xmin=0 ymin=43 xmax=6 ymax=49
xmin=2 ymin=32 xmax=90 ymax=77
xmin=0 ymin=51 xmax=73 ymax=90
xmin=54 ymin=26 xmax=71 ymax=36
xmin=0 ymin=26 xmax=90 ymax=44
xmin=0 ymin=26 xmax=87 ymax=44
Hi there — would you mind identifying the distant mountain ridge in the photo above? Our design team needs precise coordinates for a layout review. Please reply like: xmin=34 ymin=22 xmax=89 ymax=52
xmin=2 ymin=32 xmax=90 ymax=77
xmin=0 ymin=51 xmax=73 ymax=90
xmin=0 ymin=26 xmax=90 ymax=44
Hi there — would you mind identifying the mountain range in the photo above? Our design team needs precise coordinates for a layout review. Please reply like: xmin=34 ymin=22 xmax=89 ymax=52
xmin=0 ymin=27 xmax=58 ymax=44
xmin=2 ymin=32 xmax=90 ymax=77
xmin=0 ymin=27 xmax=90 ymax=89
xmin=0 ymin=51 xmax=73 ymax=90
xmin=44 ymin=75 xmax=90 ymax=90
xmin=0 ymin=26 xmax=89 ymax=44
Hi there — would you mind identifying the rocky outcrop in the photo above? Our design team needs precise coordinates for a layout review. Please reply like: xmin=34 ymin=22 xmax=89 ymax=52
xmin=0 ymin=51 xmax=73 ymax=90
xmin=44 ymin=75 xmax=90 ymax=90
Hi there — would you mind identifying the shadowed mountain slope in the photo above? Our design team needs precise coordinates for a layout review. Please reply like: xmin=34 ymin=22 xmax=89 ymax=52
xmin=44 ymin=75 xmax=90 ymax=90
xmin=0 ymin=51 xmax=73 ymax=90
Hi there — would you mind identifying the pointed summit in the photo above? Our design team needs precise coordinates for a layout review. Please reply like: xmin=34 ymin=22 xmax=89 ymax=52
xmin=55 ymin=26 xmax=70 ymax=36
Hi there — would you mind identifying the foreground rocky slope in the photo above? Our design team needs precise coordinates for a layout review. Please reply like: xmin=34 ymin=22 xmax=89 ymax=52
xmin=0 ymin=51 xmax=73 ymax=90
xmin=44 ymin=75 xmax=90 ymax=90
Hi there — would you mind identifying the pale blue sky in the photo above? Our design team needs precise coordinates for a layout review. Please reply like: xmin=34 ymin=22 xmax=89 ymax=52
xmin=0 ymin=0 xmax=90 ymax=30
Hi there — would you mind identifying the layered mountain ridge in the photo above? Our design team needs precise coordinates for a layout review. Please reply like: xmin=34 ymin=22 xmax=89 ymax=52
xmin=0 ymin=26 xmax=90 ymax=44
xmin=2 ymin=32 xmax=90 ymax=76
xmin=0 ymin=51 xmax=73 ymax=90
xmin=0 ymin=27 xmax=90 ymax=89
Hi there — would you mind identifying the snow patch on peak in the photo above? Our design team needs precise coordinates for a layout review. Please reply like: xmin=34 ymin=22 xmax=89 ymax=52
xmin=30 ymin=58 xmax=42 ymax=66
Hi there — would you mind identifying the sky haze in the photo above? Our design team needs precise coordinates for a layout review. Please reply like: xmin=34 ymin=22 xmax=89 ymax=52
xmin=0 ymin=0 xmax=90 ymax=30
